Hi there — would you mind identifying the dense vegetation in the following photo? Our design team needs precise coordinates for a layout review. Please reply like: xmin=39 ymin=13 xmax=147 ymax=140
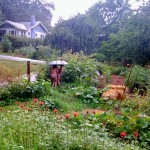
xmin=0 ymin=53 xmax=150 ymax=149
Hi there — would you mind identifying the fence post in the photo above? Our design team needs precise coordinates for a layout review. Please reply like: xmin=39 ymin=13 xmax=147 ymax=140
xmin=27 ymin=61 xmax=30 ymax=82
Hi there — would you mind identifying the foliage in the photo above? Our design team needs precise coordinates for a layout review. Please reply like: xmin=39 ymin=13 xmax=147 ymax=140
xmin=125 ymin=65 xmax=150 ymax=90
xmin=0 ymin=79 xmax=51 ymax=101
xmin=62 ymin=52 xmax=98 ymax=85
xmin=65 ymin=85 xmax=108 ymax=105
xmin=90 ymin=53 xmax=107 ymax=62
xmin=16 ymin=46 xmax=35 ymax=58
xmin=1 ymin=36 xmax=11 ymax=52
xmin=6 ymin=35 xmax=43 ymax=51
xmin=99 ymin=11 xmax=150 ymax=65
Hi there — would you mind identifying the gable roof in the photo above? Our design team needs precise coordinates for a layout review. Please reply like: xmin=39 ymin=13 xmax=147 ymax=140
xmin=0 ymin=20 xmax=27 ymax=30
xmin=0 ymin=20 xmax=48 ymax=32
xmin=20 ymin=21 xmax=48 ymax=32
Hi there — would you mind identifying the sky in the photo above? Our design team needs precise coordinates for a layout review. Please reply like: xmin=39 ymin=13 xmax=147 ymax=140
xmin=50 ymin=0 xmax=100 ymax=26
xmin=50 ymin=0 xmax=145 ymax=26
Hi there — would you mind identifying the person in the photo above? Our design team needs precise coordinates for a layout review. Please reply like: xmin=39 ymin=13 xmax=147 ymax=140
xmin=50 ymin=65 xmax=58 ymax=87
xmin=57 ymin=65 xmax=64 ymax=86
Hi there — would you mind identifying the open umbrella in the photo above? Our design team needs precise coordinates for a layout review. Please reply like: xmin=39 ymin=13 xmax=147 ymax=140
xmin=49 ymin=60 xmax=68 ymax=66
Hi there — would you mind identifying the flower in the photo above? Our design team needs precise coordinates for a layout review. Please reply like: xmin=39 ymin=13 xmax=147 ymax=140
xmin=53 ymin=108 xmax=58 ymax=114
xmin=120 ymin=131 xmax=127 ymax=138
xmin=133 ymin=131 xmax=139 ymax=138
xmin=65 ymin=114 xmax=70 ymax=119
xmin=33 ymin=98 xmax=38 ymax=103
xmin=73 ymin=112 xmax=78 ymax=117
xmin=93 ymin=110 xmax=96 ymax=114
xmin=39 ymin=101 xmax=44 ymax=106
xmin=20 ymin=105 xmax=25 ymax=109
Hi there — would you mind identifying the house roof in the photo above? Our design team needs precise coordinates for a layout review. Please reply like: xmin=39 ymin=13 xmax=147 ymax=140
xmin=1 ymin=20 xmax=27 ymax=30
xmin=0 ymin=20 xmax=48 ymax=32
xmin=20 ymin=21 xmax=48 ymax=32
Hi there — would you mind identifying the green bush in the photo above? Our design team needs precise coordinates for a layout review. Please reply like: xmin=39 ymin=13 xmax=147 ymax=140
xmin=1 ymin=36 xmax=11 ymax=52
xmin=125 ymin=65 xmax=150 ymax=91
xmin=6 ymin=35 xmax=43 ymax=50
xmin=62 ymin=52 xmax=98 ymax=85
xmin=0 ymin=79 xmax=51 ymax=103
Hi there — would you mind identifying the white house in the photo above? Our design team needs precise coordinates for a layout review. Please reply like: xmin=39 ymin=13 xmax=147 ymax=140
xmin=0 ymin=16 xmax=48 ymax=41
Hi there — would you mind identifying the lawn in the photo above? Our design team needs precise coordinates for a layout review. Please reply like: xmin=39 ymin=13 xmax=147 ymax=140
xmin=0 ymin=59 xmax=42 ymax=81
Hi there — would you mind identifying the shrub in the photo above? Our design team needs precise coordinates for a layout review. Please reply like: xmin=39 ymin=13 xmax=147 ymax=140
xmin=1 ymin=36 xmax=11 ymax=52
xmin=62 ymin=52 xmax=98 ymax=85
xmin=0 ymin=79 xmax=51 ymax=103
xmin=125 ymin=65 xmax=150 ymax=91
xmin=6 ymin=35 xmax=44 ymax=51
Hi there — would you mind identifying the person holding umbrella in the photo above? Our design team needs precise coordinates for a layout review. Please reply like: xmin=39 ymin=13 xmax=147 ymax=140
xmin=49 ymin=59 xmax=68 ymax=87
xmin=57 ymin=65 xmax=64 ymax=85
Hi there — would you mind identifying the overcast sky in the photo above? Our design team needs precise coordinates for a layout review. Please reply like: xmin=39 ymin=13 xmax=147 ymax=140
xmin=50 ymin=0 xmax=99 ymax=26
xmin=50 ymin=0 xmax=145 ymax=26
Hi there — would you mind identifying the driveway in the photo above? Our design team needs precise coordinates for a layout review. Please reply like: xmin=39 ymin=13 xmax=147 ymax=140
xmin=0 ymin=54 xmax=46 ymax=64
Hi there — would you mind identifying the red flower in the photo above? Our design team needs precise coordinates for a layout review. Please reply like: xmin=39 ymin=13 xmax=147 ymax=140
xmin=65 ymin=114 xmax=70 ymax=119
xmin=20 ymin=105 xmax=25 ymax=109
xmin=53 ymin=108 xmax=58 ymax=114
xmin=33 ymin=98 xmax=38 ymax=103
xmin=93 ymin=110 xmax=96 ymax=114
xmin=73 ymin=112 xmax=78 ymax=117
xmin=39 ymin=101 xmax=44 ymax=106
xmin=120 ymin=132 xmax=127 ymax=138
xmin=133 ymin=131 xmax=139 ymax=138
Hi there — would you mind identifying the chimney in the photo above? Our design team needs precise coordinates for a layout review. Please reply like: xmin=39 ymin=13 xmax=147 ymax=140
xmin=30 ymin=15 xmax=35 ymax=26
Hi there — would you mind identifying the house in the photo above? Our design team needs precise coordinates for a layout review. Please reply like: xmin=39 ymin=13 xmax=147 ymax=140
xmin=0 ymin=16 xmax=48 ymax=41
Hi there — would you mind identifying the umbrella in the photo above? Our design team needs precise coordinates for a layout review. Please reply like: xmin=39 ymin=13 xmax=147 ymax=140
xmin=49 ymin=60 xmax=68 ymax=66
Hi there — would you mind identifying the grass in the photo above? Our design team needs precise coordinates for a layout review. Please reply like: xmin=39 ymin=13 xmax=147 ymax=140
xmin=0 ymin=59 xmax=42 ymax=80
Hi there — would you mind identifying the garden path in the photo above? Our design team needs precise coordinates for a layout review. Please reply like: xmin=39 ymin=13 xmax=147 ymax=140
xmin=110 ymin=75 xmax=125 ymax=85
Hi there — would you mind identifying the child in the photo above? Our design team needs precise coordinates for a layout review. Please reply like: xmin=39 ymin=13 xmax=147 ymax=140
xmin=50 ymin=65 xmax=58 ymax=87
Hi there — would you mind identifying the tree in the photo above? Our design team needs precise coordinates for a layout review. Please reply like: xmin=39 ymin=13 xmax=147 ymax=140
xmin=99 ymin=8 xmax=150 ymax=65
xmin=48 ymin=14 xmax=99 ymax=54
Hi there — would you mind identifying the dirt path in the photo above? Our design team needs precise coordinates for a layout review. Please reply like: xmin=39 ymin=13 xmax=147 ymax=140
xmin=110 ymin=75 xmax=125 ymax=85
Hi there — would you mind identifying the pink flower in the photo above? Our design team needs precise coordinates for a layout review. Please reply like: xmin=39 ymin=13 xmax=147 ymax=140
xmin=73 ymin=112 xmax=79 ymax=117
xmin=120 ymin=131 xmax=127 ymax=138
